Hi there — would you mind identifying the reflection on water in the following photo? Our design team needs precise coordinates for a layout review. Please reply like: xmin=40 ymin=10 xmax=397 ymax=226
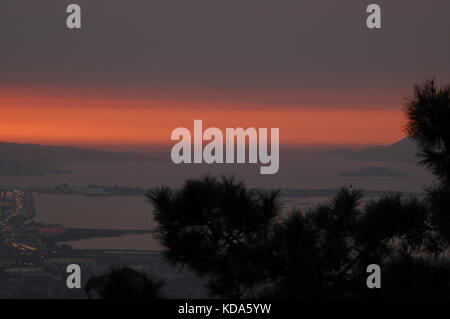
xmin=10 ymin=151 xmax=431 ymax=251
xmin=0 ymin=153 xmax=433 ymax=192
xmin=63 ymin=233 xmax=162 ymax=251
xmin=33 ymin=193 xmax=155 ymax=229
xmin=33 ymin=193 xmax=159 ymax=250
xmin=32 ymin=193 xmax=333 ymax=251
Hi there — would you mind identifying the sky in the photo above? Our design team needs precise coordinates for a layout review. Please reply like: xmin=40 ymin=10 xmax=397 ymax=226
xmin=1 ymin=0 xmax=449 ymax=149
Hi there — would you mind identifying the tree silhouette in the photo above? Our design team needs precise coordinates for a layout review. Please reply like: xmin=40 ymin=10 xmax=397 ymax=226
xmin=405 ymin=79 xmax=450 ymax=184
xmin=148 ymin=176 xmax=280 ymax=298
xmin=144 ymin=79 xmax=450 ymax=299
xmin=404 ymin=79 xmax=450 ymax=253
xmin=84 ymin=267 xmax=163 ymax=299
xmin=149 ymin=177 xmax=450 ymax=298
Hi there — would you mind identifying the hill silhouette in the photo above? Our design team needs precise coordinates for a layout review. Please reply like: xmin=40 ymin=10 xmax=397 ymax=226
xmin=346 ymin=137 xmax=417 ymax=162
xmin=317 ymin=138 xmax=418 ymax=163
xmin=0 ymin=142 xmax=154 ymax=162
xmin=0 ymin=142 xmax=160 ymax=177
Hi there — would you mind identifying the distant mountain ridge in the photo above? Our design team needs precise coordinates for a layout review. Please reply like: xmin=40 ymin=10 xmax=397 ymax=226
xmin=0 ymin=138 xmax=421 ymax=178
xmin=346 ymin=138 xmax=418 ymax=162
xmin=0 ymin=141 xmax=152 ymax=162
xmin=1 ymin=138 xmax=419 ymax=163
xmin=316 ymin=138 xmax=420 ymax=163
xmin=0 ymin=141 xmax=159 ymax=177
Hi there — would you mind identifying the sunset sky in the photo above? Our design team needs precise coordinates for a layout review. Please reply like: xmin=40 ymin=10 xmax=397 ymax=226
xmin=0 ymin=91 xmax=405 ymax=148
xmin=1 ymin=0 xmax=449 ymax=150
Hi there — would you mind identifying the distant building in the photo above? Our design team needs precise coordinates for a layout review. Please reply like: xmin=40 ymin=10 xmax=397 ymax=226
xmin=0 ymin=187 xmax=35 ymax=223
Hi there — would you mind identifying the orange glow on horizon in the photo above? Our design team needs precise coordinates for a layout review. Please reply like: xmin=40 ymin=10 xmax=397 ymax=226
xmin=0 ymin=94 xmax=405 ymax=148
